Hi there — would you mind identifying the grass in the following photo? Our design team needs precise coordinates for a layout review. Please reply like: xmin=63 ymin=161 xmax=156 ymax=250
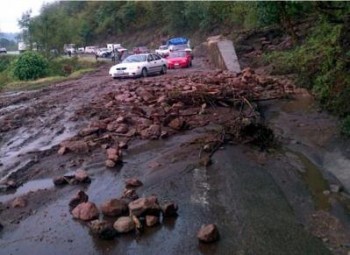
xmin=2 ymin=68 xmax=95 ymax=92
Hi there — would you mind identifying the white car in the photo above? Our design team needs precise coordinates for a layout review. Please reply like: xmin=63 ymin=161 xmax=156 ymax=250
xmin=109 ymin=53 xmax=167 ymax=79
xmin=155 ymin=45 xmax=170 ymax=57
xmin=96 ymin=48 xmax=112 ymax=57
xmin=85 ymin=46 xmax=98 ymax=54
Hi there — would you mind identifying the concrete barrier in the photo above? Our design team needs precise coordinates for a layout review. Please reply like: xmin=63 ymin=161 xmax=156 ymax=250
xmin=206 ymin=35 xmax=241 ymax=73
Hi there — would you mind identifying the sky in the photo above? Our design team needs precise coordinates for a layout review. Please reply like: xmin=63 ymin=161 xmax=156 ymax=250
xmin=0 ymin=0 xmax=57 ymax=33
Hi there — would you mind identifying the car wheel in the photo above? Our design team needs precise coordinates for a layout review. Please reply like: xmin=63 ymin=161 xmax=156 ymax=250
xmin=141 ymin=68 xmax=148 ymax=78
xmin=160 ymin=65 xmax=167 ymax=75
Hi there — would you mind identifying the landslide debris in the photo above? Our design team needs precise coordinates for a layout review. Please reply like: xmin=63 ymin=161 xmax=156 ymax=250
xmin=60 ymin=68 xmax=295 ymax=162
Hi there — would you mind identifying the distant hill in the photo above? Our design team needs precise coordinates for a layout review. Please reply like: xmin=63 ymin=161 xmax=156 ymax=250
xmin=0 ymin=32 xmax=19 ymax=42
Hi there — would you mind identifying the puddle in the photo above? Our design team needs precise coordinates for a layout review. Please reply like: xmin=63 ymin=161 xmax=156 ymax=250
xmin=0 ymin=178 xmax=54 ymax=203
xmin=285 ymin=149 xmax=330 ymax=210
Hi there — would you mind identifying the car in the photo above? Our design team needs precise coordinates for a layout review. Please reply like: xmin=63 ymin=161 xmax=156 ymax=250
xmin=0 ymin=48 xmax=7 ymax=53
xmin=155 ymin=45 xmax=170 ymax=57
xmin=169 ymin=44 xmax=193 ymax=59
xmin=77 ymin=47 xmax=85 ymax=54
xmin=96 ymin=48 xmax=112 ymax=58
xmin=166 ymin=51 xmax=192 ymax=69
xmin=109 ymin=53 xmax=167 ymax=79
xmin=133 ymin=46 xmax=149 ymax=54
xmin=85 ymin=46 xmax=98 ymax=54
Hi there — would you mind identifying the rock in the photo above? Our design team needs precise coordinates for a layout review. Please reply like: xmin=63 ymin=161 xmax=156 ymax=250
xmin=168 ymin=117 xmax=185 ymax=130
xmin=197 ymin=224 xmax=219 ymax=243
xmin=116 ymin=116 xmax=125 ymax=123
xmin=161 ymin=202 xmax=178 ymax=217
xmin=121 ymin=188 xmax=139 ymax=201
xmin=106 ymin=147 xmax=122 ymax=163
xmin=125 ymin=178 xmax=143 ymax=188
xmin=79 ymin=127 xmax=99 ymax=137
xmin=330 ymin=184 xmax=342 ymax=193
xmin=69 ymin=190 xmax=89 ymax=210
xmin=6 ymin=180 xmax=17 ymax=189
xmin=60 ymin=140 xmax=89 ymax=154
xmin=53 ymin=176 xmax=68 ymax=185
xmin=105 ymin=159 xmax=116 ymax=168
xmin=72 ymin=202 xmax=99 ymax=221
xmin=88 ymin=219 xmax=116 ymax=240
xmin=116 ymin=124 xmax=129 ymax=134
xmin=113 ymin=216 xmax=135 ymax=233
xmin=118 ymin=141 xmax=128 ymax=149
xmin=128 ymin=196 xmax=161 ymax=217
xmin=11 ymin=197 xmax=28 ymax=208
xmin=74 ymin=169 xmax=91 ymax=183
xmin=100 ymin=199 xmax=128 ymax=217
xmin=145 ymin=215 xmax=159 ymax=227
xmin=140 ymin=124 xmax=161 ymax=139
xmin=58 ymin=146 xmax=67 ymax=155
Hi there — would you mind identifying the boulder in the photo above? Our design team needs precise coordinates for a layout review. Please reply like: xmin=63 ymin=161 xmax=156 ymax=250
xmin=53 ymin=176 xmax=68 ymax=186
xmin=140 ymin=124 xmax=161 ymax=139
xmin=72 ymin=202 xmax=99 ymax=221
xmin=60 ymin=140 xmax=89 ymax=154
xmin=121 ymin=188 xmax=139 ymax=201
xmin=69 ymin=190 xmax=89 ymax=210
xmin=125 ymin=178 xmax=143 ymax=188
xmin=105 ymin=159 xmax=116 ymax=168
xmin=74 ymin=169 xmax=91 ymax=183
xmin=128 ymin=196 xmax=161 ymax=217
xmin=168 ymin=118 xmax=185 ymax=130
xmin=88 ymin=219 xmax=116 ymax=240
xmin=161 ymin=202 xmax=178 ymax=217
xmin=145 ymin=215 xmax=159 ymax=227
xmin=100 ymin=199 xmax=128 ymax=217
xmin=197 ymin=224 xmax=219 ymax=243
xmin=11 ymin=197 xmax=27 ymax=208
xmin=113 ymin=216 xmax=135 ymax=233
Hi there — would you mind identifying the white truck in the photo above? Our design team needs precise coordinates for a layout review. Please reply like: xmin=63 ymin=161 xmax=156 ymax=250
xmin=18 ymin=42 xmax=28 ymax=53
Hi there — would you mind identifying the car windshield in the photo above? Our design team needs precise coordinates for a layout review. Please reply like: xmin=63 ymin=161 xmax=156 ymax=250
xmin=123 ymin=54 xmax=147 ymax=63
xmin=169 ymin=51 xmax=186 ymax=58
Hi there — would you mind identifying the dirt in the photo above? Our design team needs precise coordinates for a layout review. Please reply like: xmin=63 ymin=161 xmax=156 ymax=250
xmin=0 ymin=51 xmax=350 ymax=255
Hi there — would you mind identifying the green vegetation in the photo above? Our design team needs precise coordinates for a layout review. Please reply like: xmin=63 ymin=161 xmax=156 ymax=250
xmin=12 ymin=51 xmax=49 ymax=80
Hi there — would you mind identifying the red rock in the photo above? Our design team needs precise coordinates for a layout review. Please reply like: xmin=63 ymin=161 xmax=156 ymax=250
xmin=128 ymin=196 xmax=160 ymax=217
xmin=168 ymin=118 xmax=185 ymax=130
xmin=115 ymin=124 xmax=129 ymax=134
xmin=125 ymin=178 xmax=143 ymax=188
xmin=113 ymin=216 xmax=135 ymax=233
xmin=74 ymin=169 xmax=90 ymax=183
xmin=100 ymin=199 xmax=128 ymax=217
xmin=79 ymin=127 xmax=99 ymax=137
xmin=11 ymin=197 xmax=27 ymax=208
xmin=116 ymin=116 xmax=125 ymax=123
xmin=145 ymin=215 xmax=159 ymax=227
xmin=88 ymin=219 xmax=116 ymax=240
xmin=105 ymin=159 xmax=116 ymax=168
xmin=121 ymin=188 xmax=139 ymax=201
xmin=60 ymin=140 xmax=89 ymax=153
xmin=140 ymin=124 xmax=161 ymax=139
xmin=72 ymin=202 xmax=99 ymax=221
xmin=197 ymin=224 xmax=219 ymax=243
xmin=58 ymin=146 xmax=67 ymax=155
xmin=69 ymin=190 xmax=89 ymax=210
xmin=118 ymin=141 xmax=128 ymax=149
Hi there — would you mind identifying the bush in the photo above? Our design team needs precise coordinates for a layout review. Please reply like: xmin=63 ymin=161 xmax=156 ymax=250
xmin=0 ymin=55 xmax=17 ymax=72
xmin=12 ymin=51 xmax=49 ymax=80
xmin=341 ymin=115 xmax=350 ymax=137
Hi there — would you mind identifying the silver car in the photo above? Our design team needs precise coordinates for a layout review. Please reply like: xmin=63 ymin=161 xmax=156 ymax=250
xmin=109 ymin=53 xmax=167 ymax=79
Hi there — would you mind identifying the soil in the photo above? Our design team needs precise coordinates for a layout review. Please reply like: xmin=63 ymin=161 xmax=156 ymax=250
xmin=0 ymin=50 xmax=350 ymax=255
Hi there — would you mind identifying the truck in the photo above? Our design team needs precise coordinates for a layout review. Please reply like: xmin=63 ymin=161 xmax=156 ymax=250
xmin=18 ymin=42 xmax=28 ymax=53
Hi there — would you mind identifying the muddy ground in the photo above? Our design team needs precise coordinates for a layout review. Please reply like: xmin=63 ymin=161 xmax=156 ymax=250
xmin=0 ymin=54 xmax=350 ymax=255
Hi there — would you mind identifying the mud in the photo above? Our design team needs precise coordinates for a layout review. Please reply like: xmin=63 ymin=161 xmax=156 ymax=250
xmin=0 ymin=57 xmax=349 ymax=255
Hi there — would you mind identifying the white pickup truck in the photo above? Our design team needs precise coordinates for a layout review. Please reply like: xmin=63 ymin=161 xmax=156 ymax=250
xmin=155 ymin=45 xmax=170 ymax=57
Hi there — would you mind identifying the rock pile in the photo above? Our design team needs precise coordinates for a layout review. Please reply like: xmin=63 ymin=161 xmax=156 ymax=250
xmin=58 ymin=68 xmax=294 ymax=163
xmin=69 ymin=179 xmax=178 ymax=240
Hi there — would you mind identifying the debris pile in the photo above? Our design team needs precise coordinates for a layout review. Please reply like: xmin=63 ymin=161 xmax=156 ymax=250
xmin=58 ymin=68 xmax=294 ymax=163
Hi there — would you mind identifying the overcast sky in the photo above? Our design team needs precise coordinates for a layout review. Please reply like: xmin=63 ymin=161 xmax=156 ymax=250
xmin=0 ymin=0 xmax=57 ymax=33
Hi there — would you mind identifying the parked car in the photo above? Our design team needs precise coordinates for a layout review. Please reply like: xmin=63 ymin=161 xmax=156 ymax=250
xmin=155 ymin=45 xmax=170 ymax=57
xmin=77 ymin=47 xmax=85 ymax=54
xmin=133 ymin=46 xmax=149 ymax=54
xmin=169 ymin=44 xmax=193 ymax=59
xmin=96 ymin=48 xmax=112 ymax=58
xmin=166 ymin=51 xmax=192 ymax=69
xmin=109 ymin=53 xmax=167 ymax=79
xmin=85 ymin=46 xmax=98 ymax=54
xmin=0 ymin=48 xmax=7 ymax=54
